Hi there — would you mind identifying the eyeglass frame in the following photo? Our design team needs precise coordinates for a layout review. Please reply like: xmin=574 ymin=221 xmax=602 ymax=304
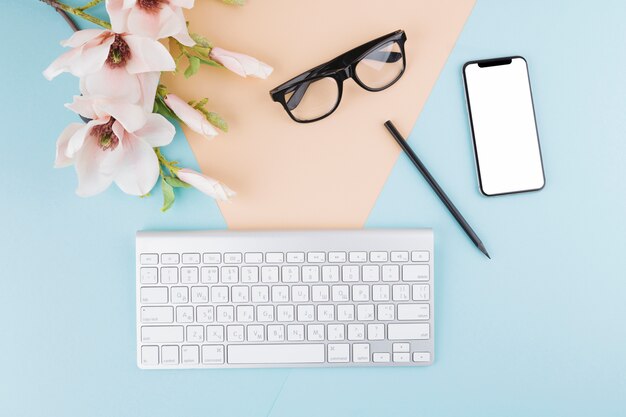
xmin=269 ymin=30 xmax=407 ymax=123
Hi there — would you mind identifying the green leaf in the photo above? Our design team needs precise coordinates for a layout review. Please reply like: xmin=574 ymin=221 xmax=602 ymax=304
xmin=193 ymin=98 xmax=209 ymax=109
xmin=207 ymin=112 xmax=229 ymax=132
xmin=165 ymin=176 xmax=191 ymax=188
xmin=196 ymin=56 xmax=223 ymax=68
xmin=222 ymin=0 xmax=246 ymax=5
xmin=194 ymin=46 xmax=212 ymax=57
xmin=190 ymin=33 xmax=212 ymax=48
xmin=154 ymin=96 xmax=178 ymax=121
xmin=161 ymin=178 xmax=175 ymax=212
xmin=184 ymin=56 xmax=201 ymax=78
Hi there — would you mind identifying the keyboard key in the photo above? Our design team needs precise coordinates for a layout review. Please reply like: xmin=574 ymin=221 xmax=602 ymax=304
xmin=210 ymin=286 xmax=229 ymax=303
xmin=140 ymin=287 xmax=168 ymax=304
xmin=412 ymin=284 xmax=430 ymax=301
xmin=411 ymin=251 xmax=430 ymax=262
xmin=377 ymin=304 xmax=395 ymax=320
xmin=393 ymin=343 xmax=410 ymax=352
xmin=182 ymin=253 xmax=200 ymax=264
xmin=370 ymin=251 xmax=388 ymax=262
xmin=203 ymin=253 xmax=221 ymax=264
xmin=307 ymin=324 xmax=324 ymax=341
xmin=357 ymin=304 xmax=375 ymax=321
xmin=141 ymin=306 xmax=173 ymax=323
xmin=244 ymin=252 xmax=263 ymax=264
xmin=224 ymin=253 xmax=242 ymax=264
xmin=247 ymin=325 xmax=265 ymax=342
xmin=196 ymin=306 xmax=214 ymax=323
xmin=161 ymin=267 xmax=178 ymax=284
xmin=141 ymin=345 xmax=159 ymax=366
xmin=362 ymin=265 xmax=380 ymax=282
xmin=281 ymin=266 xmax=299 ymax=283
xmin=141 ymin=326 xmax=184 ymax=343
xmin=297 ymin=305 xmax=315 ymax=321
xmin=277 ymin=305 xmax=295 ymax=322
xmin=382 ymin=265 xmax=400 ymax=282
xmin=206 ymin=325 xmax=224 ymax=342
xmin=342 ymin=265 xmax=359 ymax=282
xmin=393 ymin=352 xmax=410 ymax=363
xmin=251 ymin=286 xmax=269 ymax=303
xmin=413 ymin=352 xmax=431 ymax=362
xmin=387 ymin=323 xmax=430 ymax=340
xmin=171 ymin=287 xmax=188 ymax=304
xmin=161 ymin=253 xmax=180 ymax=265
xmin=307 ymin=252 xmax=325 ymax=263
xmin=392 ymin=284 xmax=410 ymax=301
xmin=202 ymin=345 xmax=225 ymax=364
xmin=236 ymin=305 xmax=254 ymax=322
xmin=322 ymin=265 xmax=340 ymax=282
xmin=348 ymin=324 xmax=365 ymax=340
xmin=302 ymin=266 xmax=320 ymax=282
xmin=140 ymin=253 xmax=158 ymax=265
xmin=182 ymin=345 xmax=199 ymax=364
xmin=231 ymin=286 xmax=249 ymax=303
xmin=327 ymin=324 xmax=345 ymax=341
xmin=271 ymin=286 xmax=289 ymax=302
xmin=266 ymin=252 xmax=284 ymax=263
xmin=176 ymin=306 xmax=193 ymax=323
xmin=390 ymin=251 xmax=409 ymax=262
xmin=227 ymin=325 xmax=244 ymax=342
xmin=328 ymin=252 xmax=347 ymax=262
xmin=140 ymin=267 xmax=158 ymax=284
xmin=221 ymin=266 xmax=239 ymax=283
xmin=191 ymin=286 xmax=209 ymax=303
xmin=257 ymin=305 xmax=274 ymax=322
xmin=311 ymin=285 xmax=329 ymax=302
xmin=349 ymin=252 xmax=367 ymax=262
xmin=372 ymin=284 xmax=390 ymax=301
xmin=161 ymin=345 xmax=179 ymax=365
xmin=187 ymin=325 xmax=204 ymax=342
xmin=181 ymin=267 xmax=199 ymax=284
xmin=327 ymin=343 xmax=349 ymax=362
xmin=287 ymin=324 xmax=305 ymax=341
xmin=353 ymin=343 xmax=370 ymax=362
xmin=292 ymin=285 xmax=309 ymax=302
xmin=267 ymin=325 xmax=285 ymax=341
xmin=261 ymin=266 xmax=279 ymax=283
xmin=402 ymin=265 xmax=430 ymax=281
xmin=287 ymin=252 xmax=305 ymax=263
xmin=352 ymin=284 xmax=370 ymax=302
xmin=241 ymin=266 xmax=259 ymax=283
xmin=317 ymin=305 xmax=335 ymax=321
xmin=373 ymin=352 xmax=390 ymax=363
xmin=398 ymin=304 xmax=430 ymax=320
xmin=337 ymin=304 xmax=355 ymax=321
xmin=367 ymin=324 xmax=385 ymax=341
xmin=200 ymin=267 xmax=218 ymax=283
xmin=216 ymin=306 xmax=234 ymax=322
xmin=228 ymin=344 xmax=324 ymax=364
xmin=332 ymin=285 xmax=349 ymax=302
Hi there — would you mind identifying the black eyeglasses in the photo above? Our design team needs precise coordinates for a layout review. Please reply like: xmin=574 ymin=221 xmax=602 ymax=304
xmin=270 ymin=30 xmax=407 ymax=123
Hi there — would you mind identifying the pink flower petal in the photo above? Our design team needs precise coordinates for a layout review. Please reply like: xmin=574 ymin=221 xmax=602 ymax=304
xmin=80 ymin=66 xmax=142 ymax=103
xmin=164 ymin=94 xmax=218 ymax=140
xmin=113 ymin=136 xmax=160 ymax=196
xmin=138 ymin=71 xmax=161 ymax=113
xmin=210 ymin=47 xmax=273 ymax=79
xmin=97 ymin=100 xmax=147 ymax=133
xmin=65 ymin=95 xmax=98 ymax=119
xmin=60 ymin=29 xmax=106 ymax=48
xmin=126 ymin=5 xmax=163 ymax=39
xmin=66 ymin=119 xmax=108 ymax=158
xmin=124 ymin=35 xmax=175 ymax=74
xmin=74 ymin=131 xmax=123 ymax=197
xmin=176 ymin=168 xmax=235 ymax=201
xmin=165 ymin=8 xmax=195 ymax=46
xmin=133 ymin=113 xmax=175 ymax=147
xmin=43 ymin=48 xmax=82 ymax=80
xmin=55 ymin=123 xmax=83 ymax=168
xmin=105 ymin=0 xmax=132 ymax=33
xmin=170 ymin=0 xmax=194 ymax=8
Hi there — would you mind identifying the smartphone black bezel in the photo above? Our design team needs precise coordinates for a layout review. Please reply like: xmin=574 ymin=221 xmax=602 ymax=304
xmin=462 ymin=56 xmax=546 ymax=197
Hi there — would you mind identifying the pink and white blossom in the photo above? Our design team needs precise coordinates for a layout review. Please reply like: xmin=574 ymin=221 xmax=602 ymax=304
xmin=209 ymin=47 xmax=273 ymax=79
xmin=106 ymin=0 xmax=195 ymax=46
xmin=176 ymin=168 xmax=235 ymax=201
xmin=43 ymin=29 xmax=175 ymax=81
xmin=58 ymin=95 xmax=175 ymax=197
xmin=164 ymin=94 xmax=218 ymax=140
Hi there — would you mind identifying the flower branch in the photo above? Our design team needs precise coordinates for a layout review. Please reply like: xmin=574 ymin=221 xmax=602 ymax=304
xmin=39 ymin=0 xmax=111 ymax=29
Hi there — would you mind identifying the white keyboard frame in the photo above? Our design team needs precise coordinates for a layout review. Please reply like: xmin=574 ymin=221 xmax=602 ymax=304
xmin=136 ymin=229 xmax=434 ymax=369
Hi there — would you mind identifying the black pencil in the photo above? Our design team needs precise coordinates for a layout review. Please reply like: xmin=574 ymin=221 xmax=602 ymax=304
xmin=384 ymin=120 xmax=491 ymax=259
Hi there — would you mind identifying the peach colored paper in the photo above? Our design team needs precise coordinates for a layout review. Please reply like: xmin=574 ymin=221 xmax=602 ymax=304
xmin=164 ymin=0 xmax=475 ymax=229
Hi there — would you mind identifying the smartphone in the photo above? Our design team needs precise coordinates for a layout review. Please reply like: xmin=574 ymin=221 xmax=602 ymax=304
xmin=463 ymin=56 xmax=545 ymax=196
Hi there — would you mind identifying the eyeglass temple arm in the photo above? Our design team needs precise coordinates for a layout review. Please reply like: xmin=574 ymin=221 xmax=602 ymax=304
xmin=286 ymin=51 xmax=403 ymax=110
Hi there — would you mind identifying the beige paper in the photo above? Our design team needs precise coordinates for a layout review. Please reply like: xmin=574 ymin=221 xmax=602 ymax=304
xmin=163 ymin=0 xmax=475 ymax=229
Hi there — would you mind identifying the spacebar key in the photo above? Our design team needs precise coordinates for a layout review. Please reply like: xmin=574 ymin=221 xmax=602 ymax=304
xmin=228 ymin=344 xmax=325 ymax=364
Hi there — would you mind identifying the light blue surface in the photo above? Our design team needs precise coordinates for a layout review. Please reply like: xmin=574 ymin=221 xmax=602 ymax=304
xmin=2 ymin=1 xmax=625 ymax=416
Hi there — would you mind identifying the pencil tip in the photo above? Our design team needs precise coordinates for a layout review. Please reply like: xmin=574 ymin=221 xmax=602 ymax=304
xmin=485 ymin=252 xmax=491 ymax=259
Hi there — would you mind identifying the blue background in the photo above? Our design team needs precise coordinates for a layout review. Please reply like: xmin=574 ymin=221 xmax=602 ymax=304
xmin=2 ymin=1 xmax=625 ymax=416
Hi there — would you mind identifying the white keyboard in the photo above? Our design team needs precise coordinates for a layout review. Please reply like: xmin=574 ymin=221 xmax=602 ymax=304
xmin=136 ymin=229 xmax=434 ymax=369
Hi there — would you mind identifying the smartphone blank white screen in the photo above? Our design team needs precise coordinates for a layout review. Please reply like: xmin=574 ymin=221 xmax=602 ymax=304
xmin=464 ymin=57 xmax=545 ymax=196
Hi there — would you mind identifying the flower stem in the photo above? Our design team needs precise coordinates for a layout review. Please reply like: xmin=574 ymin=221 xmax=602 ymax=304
xmin=39 ymin=0 xmax=111 ymax=29
xmin=77 ymin=0 xmax=103 ymax=11
xmin=155 ymin=148 xmax=180 ymax=176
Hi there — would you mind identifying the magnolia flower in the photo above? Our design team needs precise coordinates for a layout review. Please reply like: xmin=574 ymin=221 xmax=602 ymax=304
xmin=106 ymin=0 xmax=195 ymax=46
xmin=43 ymin=29 xmax=175 ymax=81
xmin=176 ymin=168 xmax=235 ymax=201
xmin=164 ymin=94 xmax=218 ymax=140
xmin=57 ymin=95 xmax=175 ymax=197
xmin=209 ymin=47 xmax=273 ymax=79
